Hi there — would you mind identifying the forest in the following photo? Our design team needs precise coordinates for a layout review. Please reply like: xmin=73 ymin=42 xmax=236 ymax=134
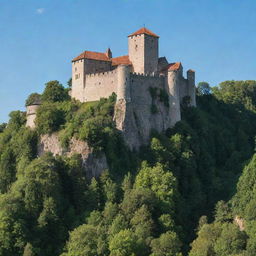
xmin=1 ymin=80 xmax=256 ymax=256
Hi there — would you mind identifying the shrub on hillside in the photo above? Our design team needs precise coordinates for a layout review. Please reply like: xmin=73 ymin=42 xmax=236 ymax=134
xmin=41 ymin=80 xmax=70 ymax=103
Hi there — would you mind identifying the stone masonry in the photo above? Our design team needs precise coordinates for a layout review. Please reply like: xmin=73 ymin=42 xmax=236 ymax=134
xmin=26 ymin=27 xmax=196 ymax=150
xmin=70 ymin=27 xmax=196 ymax=149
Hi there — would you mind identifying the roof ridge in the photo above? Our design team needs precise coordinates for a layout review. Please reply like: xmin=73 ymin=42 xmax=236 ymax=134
xmin=128 ymin=27 xmax=159 ymax=38
xmin=72 ymin=50 xmax=111 ymax=62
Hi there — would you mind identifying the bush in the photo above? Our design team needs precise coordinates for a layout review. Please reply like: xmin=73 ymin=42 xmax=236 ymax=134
xmin=151 ymin=104 xmax=158 ymax=114
xmin=0 ymin=123 xmax=7 ymax=133
xmin=159 ymin=89 xmax=169 ymax=107
xmin=36 ymin=103 xmax=65 ymax=134
xmin=41 ymin=80 xmax=70 ymax=103
xmin=25 ymin=93 xmax=41 ymax=106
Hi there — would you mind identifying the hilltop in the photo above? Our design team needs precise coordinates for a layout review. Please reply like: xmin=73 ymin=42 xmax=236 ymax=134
xmin=1 ymin=80 xmax=256 ymax=255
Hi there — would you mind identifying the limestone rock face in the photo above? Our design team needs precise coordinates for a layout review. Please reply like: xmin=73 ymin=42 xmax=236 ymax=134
xmin=114 ymin=96 xmax=171 ymax=150
xmin=38 ymin=133 xmax=108 ymax=178
xmin=234 ymin=216 xmax=245 ymax=231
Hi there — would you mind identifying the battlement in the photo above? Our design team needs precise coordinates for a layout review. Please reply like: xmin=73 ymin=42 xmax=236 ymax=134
xmin=85 ymin=69 xmax=117 ymax=78
xmin=69 ymin=27 xmax=196 ymax=149
xmin=130 ymin=72 xmax=162 ymax=78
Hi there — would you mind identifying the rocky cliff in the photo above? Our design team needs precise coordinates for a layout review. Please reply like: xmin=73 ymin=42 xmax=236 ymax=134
xmin=38 ymin=133 xmax=108 ymax=178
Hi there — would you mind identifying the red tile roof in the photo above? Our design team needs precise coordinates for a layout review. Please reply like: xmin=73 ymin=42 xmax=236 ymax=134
xmin=187 ymin=69 xmax=195 ymax=73
xmin=72 ymin=50 xmax=111 ymax=62
xmin=128 ymin=27 xmax=159 ymax=38
xmin=111 ymin=55 xmax=132 ymax=66
xmin=162 ymin=62 xmax=182 ymax=72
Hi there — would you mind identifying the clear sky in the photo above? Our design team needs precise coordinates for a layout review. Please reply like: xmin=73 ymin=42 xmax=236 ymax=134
xmin=0 ymin=0 xmax=255 ymax=123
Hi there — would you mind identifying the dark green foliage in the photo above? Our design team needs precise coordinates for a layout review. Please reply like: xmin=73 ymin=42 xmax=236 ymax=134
xmin=189 ymin=222 xmax=247 ymax=256
xmin=149 ymin=87 xmax=169 ymax=108
xmin=150 ymin=231 xmax=182 ymax=256
xmin=25 ymin=93 xmax=41 ymax=106
xmin=67 ymin=78 xmax=72 ymax=88
xmin=36 ymin=103 xmax=65 ymax=134
xmin=197 ymin=81 xmax=211 ymax=95
xmin=212 ymin=80 xmax=256 ymax=112
xmin=59 ymin=93 xmax=116 ymax=151
xmin=41 ymin=80 xmax=70 ymax=103
xmin=151 ymin=103 xmax=158 ymax=114
xmin=8 ymin=111 xmax=26 ymax=131
xmin=1 ymin=80 xmax=256 ymax=255
xmin=0 ymin=113 xmax=37 ymax=193
xmin=214 ymin=200 xmax=232 ymax=223
xmin=231 ymin=154 xmax=256 ymax=219
xmin=149 ymin=87 xmax=158 ymax=99
xmin=63 ymin=224 xmax=98 ymax=256
xmin=158 ymin=88 xmax=169 ymax=107
xmin=0 ymin=123 xmax=7 ymax=133
xmin=109 ymin=229 xmax=140 ymax=256
xmin=181 ymin=96 xmax=191 ymax=109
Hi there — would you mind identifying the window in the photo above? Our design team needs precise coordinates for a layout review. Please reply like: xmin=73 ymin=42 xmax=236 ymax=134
xmin=75 ymin=73 xmax=80 ymax=80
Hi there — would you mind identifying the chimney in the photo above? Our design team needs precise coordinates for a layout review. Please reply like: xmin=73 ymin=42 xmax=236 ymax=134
xmin=105 ymin=48 xmax=112 ymax=59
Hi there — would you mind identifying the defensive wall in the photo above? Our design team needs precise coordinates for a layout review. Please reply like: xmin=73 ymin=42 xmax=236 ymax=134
xmin=83 ymin=70 xmax=118 ymax=102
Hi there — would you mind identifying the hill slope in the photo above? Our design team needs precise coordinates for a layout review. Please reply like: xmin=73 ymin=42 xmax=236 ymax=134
xmin=0 ymin=80 xmax=256 ymax=256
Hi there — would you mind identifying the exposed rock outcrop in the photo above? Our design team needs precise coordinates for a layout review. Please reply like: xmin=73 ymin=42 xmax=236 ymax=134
xmin=234 ymin=216 xmax=245 ymax=231
xmin=38 ymin=133 xmax=108 ymax=178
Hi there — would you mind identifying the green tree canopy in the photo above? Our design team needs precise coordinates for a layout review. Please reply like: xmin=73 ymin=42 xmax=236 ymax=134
xmin=197 ymin=82 xmax=211 ymax=95
xmin=150 ymin=231 xmax=182 ymax=256
xmin=109 ymin=229 xmax=139 ymax=256
xmin=25 ymin=93 xmax=41 ymax=106
xmin=41 ymin=80 xmax=70 ymax=103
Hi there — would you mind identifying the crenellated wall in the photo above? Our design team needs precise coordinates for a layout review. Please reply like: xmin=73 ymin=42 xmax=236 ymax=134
xmin=114 ymin=72 xmax=171 ymax=149
xmin=71 ymin=62 xmax=195 ymax=150
xmin=83 ymin=70 xmax=118 ymax=102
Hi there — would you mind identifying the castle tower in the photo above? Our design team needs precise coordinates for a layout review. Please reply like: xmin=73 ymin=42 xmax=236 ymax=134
xmin=165 ymin=64 xmax=182 ymax=126
xmin=116 ymin=65 xmax=131 ymax=102
xmin=26 ymin=102 xmax=41 ymax=129
xmin=128 ymin=27 xmax=159 ymax=74
xmin=114 ymin=65 xmax=132 ymax=133
xmin=71 ymin=58 xmax=85 ymax=102
xmin=187 ymin=70 xmax=196 ymax=107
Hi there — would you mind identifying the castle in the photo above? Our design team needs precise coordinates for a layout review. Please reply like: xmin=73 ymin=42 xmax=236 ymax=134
xmin=27 ymin=27 xmax=196 ymax=149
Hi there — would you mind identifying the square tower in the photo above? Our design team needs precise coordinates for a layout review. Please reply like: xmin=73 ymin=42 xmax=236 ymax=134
xmin=128 ymin=27 xmax=159 ymax=74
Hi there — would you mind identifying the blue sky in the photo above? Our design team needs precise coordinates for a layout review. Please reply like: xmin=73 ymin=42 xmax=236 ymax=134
xmin=0 ymin=0 xmax=255 ymax=123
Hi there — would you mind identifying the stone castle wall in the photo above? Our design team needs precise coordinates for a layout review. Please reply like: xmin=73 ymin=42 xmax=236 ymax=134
xmin=144 ymin=34 xmax=159 ymax=73
xmin=83 ymin=70 xmax=118 ymax=102
xmin=84 ymin=59 xmax=112 ymax=74
xmin=114 ymin=72 xmax=172 ymax=149
xmin=128 ymin=34 xmax=159 ymax=74
xmin=72 ymin=59 xmax=85 ymax=102
xmin=72 ymin=59 xmax=113 ymax=102
xmin=26 ymin=105 xmax=40 ymax=129
xmin=130 ymin=73 xmax=164 ymax=102
xmin=128 ymin=35 xmax=145 ymax=74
